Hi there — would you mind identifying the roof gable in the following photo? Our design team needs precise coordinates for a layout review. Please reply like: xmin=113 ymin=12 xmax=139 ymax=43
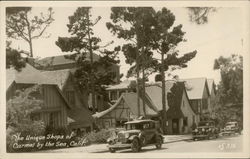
xmin=122 ymin=92 xmax=158 ymax=116
xmin=93 ymin=92 xmax=158 ymax=118
xmin=146 ymin=81 xmax=190 ymax=118
xmin=145 ymin=80 xmax=179 ymax=111
xmin=207 ymin=79 xmax=216 ymax=95
xmin=53 ymin=85 xmax=72 ymax=109
xmin=68 ymin=107 xmax=94 ymax=124
xmin=41 ymin=69 xmax=71 ymax=90
xmin=6 ymin=64 xmax=54 ymax=90
xmin=181 ymin=78 xmax=209 ymax=99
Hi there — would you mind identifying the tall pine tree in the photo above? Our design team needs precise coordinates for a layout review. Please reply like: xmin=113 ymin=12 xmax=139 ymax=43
xmin=107 ymin=7 xmax=157 ymax=116
xmin=56 ymin=7 xmax=120 ymax=112
xmin=149 ymin=8 xmax=197 ymax=134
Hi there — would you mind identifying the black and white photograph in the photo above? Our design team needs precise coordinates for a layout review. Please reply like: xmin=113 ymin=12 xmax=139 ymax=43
xmin=0 ymin=1 xmax=249 ymax=158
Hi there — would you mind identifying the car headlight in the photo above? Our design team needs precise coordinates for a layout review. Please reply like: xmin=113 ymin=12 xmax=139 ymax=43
xmin=124 ymin=133 xmax=129 ymax=138
xmin=107 ymin=138 xmax=112 ymax=144
xmin=202 ymin=128 xmax=205 ymax=132
xmin=195 ymin=129 xmax=198 ymax=132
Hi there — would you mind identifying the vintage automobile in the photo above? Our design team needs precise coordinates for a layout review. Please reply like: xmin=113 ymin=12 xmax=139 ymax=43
xmin=107 ymin=119 xmax=164 ymax=153
xmin=192 ymin=121 xmax=219 ymax=140
xmin=221 ymin=121 xmax=241 ymax=135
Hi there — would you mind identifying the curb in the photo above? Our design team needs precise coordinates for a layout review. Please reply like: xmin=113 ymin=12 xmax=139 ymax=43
xmin=164 ymin=137 xmax=192 ymax=144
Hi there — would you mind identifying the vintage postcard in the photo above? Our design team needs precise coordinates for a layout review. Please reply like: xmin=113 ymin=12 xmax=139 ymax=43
xmin=0 ymin=1 xmax=249 ymax=158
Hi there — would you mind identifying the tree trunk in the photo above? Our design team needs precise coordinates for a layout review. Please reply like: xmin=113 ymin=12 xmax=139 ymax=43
xmin=87 ymin=12 xmax=96 ymax=113
xmin=136 ymin=45 xmax=141 ymax=118
xmin=28 ymin=39 xmax=33 ymax=57
xmin=142 ymin=46 xmax=146 ymax=117
xmin=142 ymin=68 xmax=146 ymax=117
xmin=161 ymin=52 xmax=167 ymax=134
xmin=25 ymin=13 xmax=33 ymax=57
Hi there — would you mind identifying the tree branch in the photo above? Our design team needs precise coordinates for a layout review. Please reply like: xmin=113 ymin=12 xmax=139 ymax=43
xmin=32 ymin=25 xmax=48 ymax=39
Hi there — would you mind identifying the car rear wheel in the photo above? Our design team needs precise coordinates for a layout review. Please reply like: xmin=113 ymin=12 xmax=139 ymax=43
xmin=109 ymin=148 xmax=116 ymax=153
xmin=155 ymin=136 xmax=162 ymax=149
xmin=131 ymin=139 xmax=140 ymax=152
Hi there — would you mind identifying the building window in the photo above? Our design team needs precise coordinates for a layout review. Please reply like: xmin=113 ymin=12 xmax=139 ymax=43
xmin=198 ymin=101 xmax=202 ymax=113
xmin=198 ymin=105 xmax=201 ymax=113
xmin=49 ymin=111 xmax=59 ymax=128
xmin=110 ymin=71 xmax=116 ymax=79
xmin=110 ymin=91 xmax=117 ymax=101
xmin=202 ymin=98 xmax=208 ymax=109
xmin=183 ymin=117 xmax=188 ymax=126
xmin=104 ymin=121 xmax=110 ymax=129
xmin=66 ymin=90 xmax=75 ymax=105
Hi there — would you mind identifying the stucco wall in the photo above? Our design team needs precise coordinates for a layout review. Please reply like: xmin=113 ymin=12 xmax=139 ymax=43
xmin=208 ymin=87 xmax=216 ymax=111
xmin=201 ymin=83 xmax=210 ymax=114
xmin=181 ymin=91 xmax=198 ymax=133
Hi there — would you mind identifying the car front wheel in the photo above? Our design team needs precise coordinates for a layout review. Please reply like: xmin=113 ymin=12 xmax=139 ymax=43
xmin=131 ymin=139 xmax=140 ymax=152
xmin=155 ymin=136 xmax=162 ymax=149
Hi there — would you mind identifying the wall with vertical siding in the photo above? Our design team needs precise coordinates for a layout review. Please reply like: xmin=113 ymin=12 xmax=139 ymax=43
xmin=97 ymin=99 xmax=132 ymax=129
xmin=7 ymin=83 xmax=69 ymax=129
xmin=62 ymin=76 xmax=88 ymax=109
xmin=40 ymin=85 xmax=68 ymax=128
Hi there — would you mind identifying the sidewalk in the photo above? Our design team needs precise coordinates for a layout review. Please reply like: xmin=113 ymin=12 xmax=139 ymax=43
xmin=40 ymin=134 xmax=192 ymax=153
xmin=163 ymin=134 xmax=192 ymax=143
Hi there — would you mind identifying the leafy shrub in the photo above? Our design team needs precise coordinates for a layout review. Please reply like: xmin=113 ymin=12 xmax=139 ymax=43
xmin=86 ymin=129 xmax=116 ymax=144
xmin=45 ymin=126 xmax=70 ymax=135
xmin=6 ymin=121 xmax=46 ymax=152
xmin=6 ymin=85 xmax=46 ymax=152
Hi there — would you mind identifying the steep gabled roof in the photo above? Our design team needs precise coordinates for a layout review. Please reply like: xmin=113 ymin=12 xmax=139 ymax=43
xmin=122 ymin=92 xmax=158 ymax=116
xmin=181 ymin=77 xmax=210 ymax=100
xmin=68 ymin=107 xmax=94 ymax=124
xmin=207 ymin=79 xmax=216 ymax=95
xmin=145 ymin=80 xmax=177 ymax=111
xmin=165 ymin=82 xmax=186 ymax=118
xmin=92 ymin=92 xmax=158 ymax=119
xmin=6 ymin=64 xmax=54 ymax=90
xmin=92 ymin=97 xmax=122 ymax=118
xmin=41 ymin=69 xmax=71 ymax=90
xmin=106 ymin=80 xmax=135 ymax=90
xmin=36 ymin=52 xmax=100 ymax=67
xmin=146 ymin=81 xmax=190 ymax=118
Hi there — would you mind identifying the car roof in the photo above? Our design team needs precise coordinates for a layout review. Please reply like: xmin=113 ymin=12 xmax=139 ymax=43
xmin=125 ymin=119 xmax=155 ymax=124
xmin=199 ymin=121 xmax=214 ymax=123
xmin=226 ymin=121 xmax=238 ymax=124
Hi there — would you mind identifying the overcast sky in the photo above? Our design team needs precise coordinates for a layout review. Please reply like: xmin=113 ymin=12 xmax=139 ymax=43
xmin=9 ymin=7 xmax=246 ymax=84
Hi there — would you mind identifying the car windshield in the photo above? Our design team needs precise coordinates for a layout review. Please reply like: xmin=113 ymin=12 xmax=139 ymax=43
xmin=198 ymin=122 xmax=213 ymax=126
xmin=226 ymin=123 xmax=236 ymax=126
xmin=126 ymin=123 xmax=143 ymax=130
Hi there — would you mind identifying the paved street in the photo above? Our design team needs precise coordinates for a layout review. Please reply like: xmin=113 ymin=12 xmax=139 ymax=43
xmin=42 ymin=134 xmax=242 ymax=153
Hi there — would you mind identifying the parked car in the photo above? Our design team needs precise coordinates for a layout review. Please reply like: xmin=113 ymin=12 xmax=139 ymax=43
xmin=107 ymin=119 xmax=164 ymax=153
xmin=192 ymin=121 xmax=219 ymax=140
xmin=221 ymin=121 xmax=241 ymax=135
